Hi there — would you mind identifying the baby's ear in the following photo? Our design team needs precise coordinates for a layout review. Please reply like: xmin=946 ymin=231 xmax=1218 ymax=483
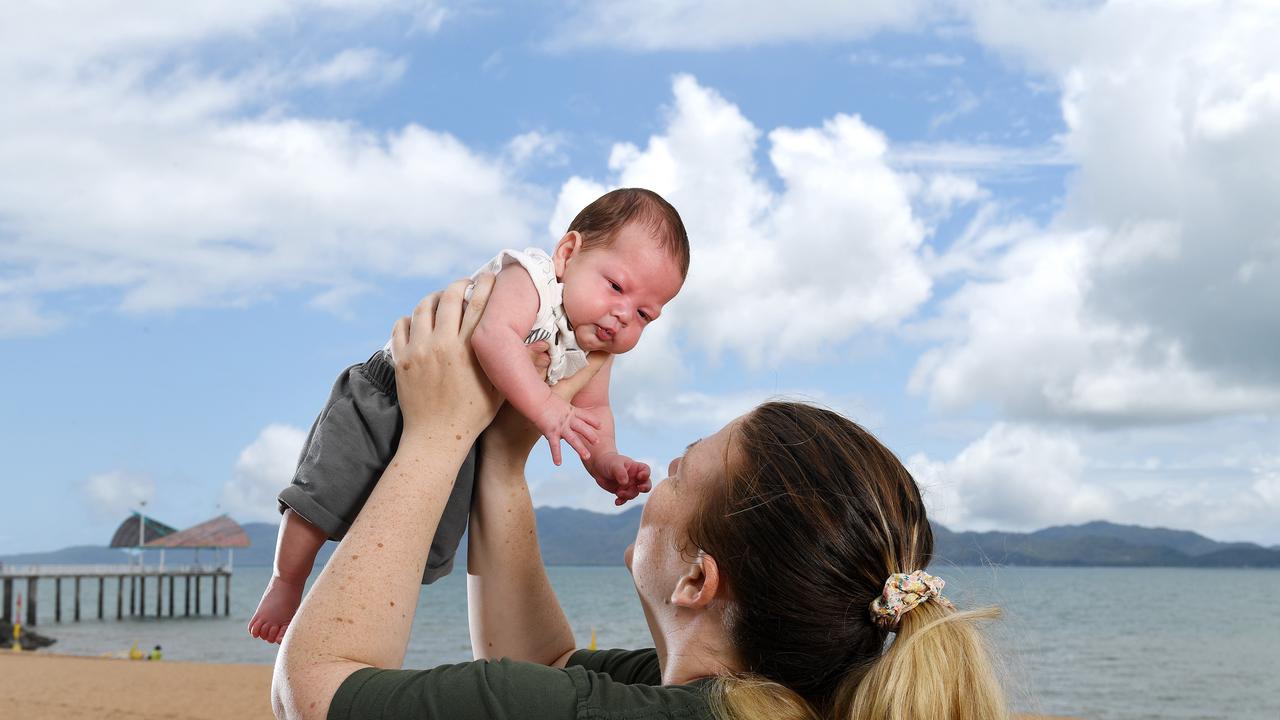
xmin=552 ymin=231 xmax=582 ymax=277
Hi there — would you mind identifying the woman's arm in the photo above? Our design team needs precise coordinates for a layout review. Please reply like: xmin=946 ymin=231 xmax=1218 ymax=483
xmin=273 ymin=276 xmax=504 ymax=720
xmin=467 ymin=352 xmax=610 ymax=667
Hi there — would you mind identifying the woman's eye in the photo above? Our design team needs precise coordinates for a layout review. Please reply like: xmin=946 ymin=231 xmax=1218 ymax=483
xmin=610 ymin=281 xmax=622 ymax=292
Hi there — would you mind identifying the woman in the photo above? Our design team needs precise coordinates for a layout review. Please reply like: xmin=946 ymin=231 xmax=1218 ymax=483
xmin=273 ymin=276 xmax=1007 ymax=720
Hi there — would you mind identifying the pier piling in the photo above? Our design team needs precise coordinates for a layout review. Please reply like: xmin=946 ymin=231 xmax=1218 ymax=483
xmin=26 ymin=577 xmax=38 ymax=627
xmin=55 ymin=577 xmax=62 ymax=623
xmin=98 ymin=577 xmax=104 ymax=620
xmin=74 ymin=577 xmax=81 ymax=621
xmin=3 ymin=578 xmax=11 ymax=624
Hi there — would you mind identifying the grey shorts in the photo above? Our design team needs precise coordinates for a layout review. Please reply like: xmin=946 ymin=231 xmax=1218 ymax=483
xmin=278 ymin=350 xmax=475 ymax=584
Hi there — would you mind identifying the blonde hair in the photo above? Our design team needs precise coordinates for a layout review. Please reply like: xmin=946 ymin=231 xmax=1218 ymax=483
xmin=690 ymin=402 xmax=1009 ymax=720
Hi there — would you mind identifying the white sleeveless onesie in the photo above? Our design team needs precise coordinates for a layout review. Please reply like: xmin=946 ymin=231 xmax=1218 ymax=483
xmin=384 ymin=248 xmax=588 ymax=385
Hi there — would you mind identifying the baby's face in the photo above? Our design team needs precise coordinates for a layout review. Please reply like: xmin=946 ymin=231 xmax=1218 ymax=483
xmin=556 ymin=222 xmax=684 ymax=355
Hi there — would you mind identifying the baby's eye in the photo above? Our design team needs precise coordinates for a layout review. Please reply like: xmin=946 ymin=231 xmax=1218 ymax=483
xmin=610 ymin=281 xmax=622 ymax=293
xmin=638 ymin=310 xmax=651 ymax=322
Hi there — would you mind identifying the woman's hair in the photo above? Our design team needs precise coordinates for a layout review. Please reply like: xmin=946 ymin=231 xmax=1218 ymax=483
xmin=688 ymin=401 xmax=1007 ymax=720
xmin=567 ymin=187 xmax=690 ymax=279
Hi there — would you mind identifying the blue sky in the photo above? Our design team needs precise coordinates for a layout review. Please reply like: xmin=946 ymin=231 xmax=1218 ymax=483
xmin=3 ymin=1 xmax=1278 ymax=553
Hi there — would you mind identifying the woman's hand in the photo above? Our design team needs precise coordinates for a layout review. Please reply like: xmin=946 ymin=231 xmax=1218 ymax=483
xmin=391 ymin=273 xmax=503 ymax=441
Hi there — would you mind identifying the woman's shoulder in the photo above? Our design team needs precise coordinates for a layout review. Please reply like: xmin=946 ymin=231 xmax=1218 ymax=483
xmin=331 ymin=652 xmax=713 ymax=720
xmin=568 ymin=647 xmax=662 ymax=684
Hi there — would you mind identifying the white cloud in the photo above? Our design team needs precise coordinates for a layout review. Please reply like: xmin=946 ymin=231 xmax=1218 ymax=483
xmin=549 ymin=1 xmax=932 ymax=51
xmin=910 ymin=0 xmax=1280 ymax=423
xmin=528 ymin=469 xmax=640 ymax=515
xmin=0 ymin=1 xmax=541 ymax=320
xmin=0 ymin=297 xmax=65 ymax=338
xmin=83 ymin=470 xmax=155 ymax=519
xmin=555 ymin=75 xmax=934 ymax=371
xmin=302 ymin=48 xmax=407 ymax=87
xmin=627 ymin=389 xmax=792 ymax=428
xmin=849 ymin=51 xmax=965 ymax=70
xmin=910 ymin=225 xmax=1280 ymax=423
xmin=909 ymin=423 xmax=1113 ymax=532
xmin=220 ymin=424 xmax=307 ymax=522
xmin=911 ymin=420 xmax=1280 ymax=543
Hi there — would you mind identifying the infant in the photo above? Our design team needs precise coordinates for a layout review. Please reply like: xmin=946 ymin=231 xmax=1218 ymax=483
xmin=248 ymin=188 xmax=689 ymax=644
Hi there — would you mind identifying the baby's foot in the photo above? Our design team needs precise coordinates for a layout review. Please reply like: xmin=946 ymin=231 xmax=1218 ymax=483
xmin=248 ymin=575 xmax=305 ymax=645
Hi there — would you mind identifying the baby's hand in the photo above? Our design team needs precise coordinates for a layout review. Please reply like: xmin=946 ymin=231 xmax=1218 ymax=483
xmin=534 ymin=395 xmax=604 ymax=466
xmin=592 ymin=453 xmax=652 ymax=506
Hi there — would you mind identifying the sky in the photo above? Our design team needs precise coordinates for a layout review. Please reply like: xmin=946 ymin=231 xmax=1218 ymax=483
xmin=2 ymin=0 xmax=1278 ymax=554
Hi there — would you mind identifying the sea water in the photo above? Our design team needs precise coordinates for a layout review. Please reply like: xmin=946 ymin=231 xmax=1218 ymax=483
xmin=17 ymin=565 xmax=1280 ymax=719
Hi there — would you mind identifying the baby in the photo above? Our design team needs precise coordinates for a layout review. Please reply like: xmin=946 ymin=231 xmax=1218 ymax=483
xmin=248 ymin=188 xmax=689 ymax=644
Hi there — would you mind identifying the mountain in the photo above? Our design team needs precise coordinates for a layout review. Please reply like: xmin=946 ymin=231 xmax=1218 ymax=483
xmin=933 ymin=521 xmax=1280 ymax=568
xmin=1028 ymin=520 xmax=1264 ymax=556
xmin=2 ymin=513 xmax=1276 ymax=569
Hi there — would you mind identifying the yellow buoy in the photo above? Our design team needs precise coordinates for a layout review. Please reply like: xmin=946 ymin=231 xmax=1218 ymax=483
xmin=588 ymin=628 xmax=597 ymax=651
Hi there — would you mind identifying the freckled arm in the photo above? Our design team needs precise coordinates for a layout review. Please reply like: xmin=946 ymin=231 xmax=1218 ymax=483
xmin=467 ymin=353 xmax=610 ymax=667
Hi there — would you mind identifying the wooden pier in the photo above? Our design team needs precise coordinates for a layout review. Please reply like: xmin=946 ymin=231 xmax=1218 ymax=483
xmin=0 ymin=564 xmax=232 ymax=627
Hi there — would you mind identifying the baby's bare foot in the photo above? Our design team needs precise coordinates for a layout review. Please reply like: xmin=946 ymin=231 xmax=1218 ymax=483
xmin=248 ymin=575 xmax=304 ymax=645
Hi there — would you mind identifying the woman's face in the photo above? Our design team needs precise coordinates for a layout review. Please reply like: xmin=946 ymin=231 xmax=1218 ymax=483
xmin=625 ymin=416 xmax=740 ymax=651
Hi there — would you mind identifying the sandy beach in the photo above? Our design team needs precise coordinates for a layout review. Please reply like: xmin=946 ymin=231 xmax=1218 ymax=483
xmin=1 ymin=653 xmax=275 ymax=720
xmin=0 ymin=652 xmax=1076 ymax=719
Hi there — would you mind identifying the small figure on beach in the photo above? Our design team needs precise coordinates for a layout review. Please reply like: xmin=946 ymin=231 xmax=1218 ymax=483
xmin=248 ymin=188 xmax=690 ymax=644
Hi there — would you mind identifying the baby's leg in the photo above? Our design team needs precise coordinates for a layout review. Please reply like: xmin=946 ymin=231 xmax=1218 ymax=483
xmin=249 ymin=351 xmax=401 ymax=643
xmin=248 ymin=509 xmax=326 ymax=644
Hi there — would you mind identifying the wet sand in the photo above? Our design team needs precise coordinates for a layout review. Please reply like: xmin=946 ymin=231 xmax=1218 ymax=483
xmin=0 ymin=652 xmax=1077 ymax=719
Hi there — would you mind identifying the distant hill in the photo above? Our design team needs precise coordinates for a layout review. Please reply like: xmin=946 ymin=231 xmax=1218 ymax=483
xmin=934 ymin=521 xmax=1280 ymax=568
xmin=2 ymin=513 xmax=1276 ymax=569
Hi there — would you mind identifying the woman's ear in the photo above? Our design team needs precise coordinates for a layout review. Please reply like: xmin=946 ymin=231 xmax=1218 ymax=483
xmin=670 ymin=551 xmax=723 ymax=610
xmin=552 ymin=231 xmax=582 ymax=279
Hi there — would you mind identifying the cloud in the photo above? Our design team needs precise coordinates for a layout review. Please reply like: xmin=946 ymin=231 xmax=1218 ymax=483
xmin=83 ymin=470 xmax=155 ymax=519
xmin=301 ymin=48 xmax=408 ymax=87
xmin=549 ymin=1 xmax=933 ymax=51
xmin=0 ymin=1 xmax=542 ymax=321
xmin=528 ymin=469 xmax=640 ymax=515
xmin=911 ymin=420 xmax=1280 ymax=543
xmin=910 ymin=225 xmax=1280 ymax=424
xmin=908 ymin=423 xmax=1113 ymax=532
xmin=0 ymin=296 xmax=65 ymax=338
xmin=555 ymin=75 xmax=934 ymax=371
xmin=220 ymin=424 xmax=307 ymax=522
xmin=849 ymin=51 xmax=965 ymax=70
xmin=909 ymin=1 xmax=1280 ymax=423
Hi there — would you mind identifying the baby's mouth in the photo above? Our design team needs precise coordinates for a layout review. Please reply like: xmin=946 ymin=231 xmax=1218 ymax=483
xmin=594 ymin=325 xmax=613 ymax=342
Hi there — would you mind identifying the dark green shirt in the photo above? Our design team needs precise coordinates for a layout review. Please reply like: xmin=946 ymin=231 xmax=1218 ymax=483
xmin=328 ymin=648 xmax=716 ymax=719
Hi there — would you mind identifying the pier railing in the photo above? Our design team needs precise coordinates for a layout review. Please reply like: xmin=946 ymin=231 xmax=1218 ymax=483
xmin=0 ymin=563 xmax=229 ymax=577
xmin=1 ymin=564 xmax=235 ymax=626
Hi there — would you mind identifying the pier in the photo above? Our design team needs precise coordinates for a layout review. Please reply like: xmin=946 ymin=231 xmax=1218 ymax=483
xmin=1 ymin=512 xmax=250 ymax=627
xmin=0 ymin=564 xmax=231 ymax=627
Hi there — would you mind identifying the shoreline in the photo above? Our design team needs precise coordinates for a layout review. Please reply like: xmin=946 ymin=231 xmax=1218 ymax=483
xmin=2 ymin=651 xmax=1078 ymax=719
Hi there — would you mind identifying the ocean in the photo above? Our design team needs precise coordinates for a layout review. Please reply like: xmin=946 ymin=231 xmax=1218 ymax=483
xmin=13 ymin=564 xmax=1280 ymax=719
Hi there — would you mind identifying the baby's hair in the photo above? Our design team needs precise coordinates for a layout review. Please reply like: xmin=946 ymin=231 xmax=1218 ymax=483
xmin=567 ymin=188 xmax=690 ymax=279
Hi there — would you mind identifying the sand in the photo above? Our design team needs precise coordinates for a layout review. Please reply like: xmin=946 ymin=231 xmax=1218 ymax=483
xmin=0 ymin=652 xmax=275 ymax=720
xmin=0 ymin=652 xmax=1077 ymax=719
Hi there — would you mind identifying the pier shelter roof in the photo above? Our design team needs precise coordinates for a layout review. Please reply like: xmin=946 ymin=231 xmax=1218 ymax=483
xmin=109 ymin=512 xmax=179 ymax=548
xmin=145 ymin=514 xmax=250 ymax=549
